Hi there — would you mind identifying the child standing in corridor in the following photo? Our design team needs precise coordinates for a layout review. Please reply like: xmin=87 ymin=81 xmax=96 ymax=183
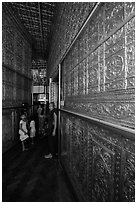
xmin=19 ymin=114 xmax=29 ymax=151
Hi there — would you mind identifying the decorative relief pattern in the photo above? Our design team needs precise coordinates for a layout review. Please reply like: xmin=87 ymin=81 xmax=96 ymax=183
xmin=78 ymin=61 xmax=87 ymax=95
xmin=105 ymin=53 xmax=124 ymax=81
xmin=31 ymin=59 xmax=47 ymax=85
xmin=97 ymin=6 xmax=104 ymax=42
xmin=48 ymin=2 xmax=96 ymax=75
xmin=104 ymin=27 xmax=125 ymax=90
xmin=63 ymin=117 xmax=71 ymax=163
xmin=125 ymin=17 xmax=135 ymax=89
xmin=123 ymin=138 xmax=135 ymax=154
xmin=2 ymin=113 xmax=12 ymax=142
xmin=2 ymin=10 xmax=32 ymax=107
xmin=2 ymin=8 xmax=32 ymax=153
xmin=105 ymin=28 xmax=125 ymax=58
xmin=88 ymin=49 xmax=98 ymax=94
xmin=65 ymin=99 xmax=135 ymax=128
xmin=60 ymin=113 xmax=135 ymax=201
xmin=88 ymin=19 xmax=98 ymax=51
xmin=122 ymin=153 xmax=135 ymax=201
xmin=60 ymin=116 xmax=67 ymax=155
xmin=63 ymin=116 xmax=89 ymax=199
xmin=105 ymin=3 xmax=124 ymax=37
xmin=3 ymin=17 xmax=15 ymax=67
xmin=73 ymin=66 xmax=78 ymax=96
xmin=2 ymin=16 xmax=6 ymax=63
xmin=4 ymin=84 xmax=13 ymax=101
xmin=92 ymin=144 xmax=114 ymax=201
xmin=58 ymin=2 xmax=135 ymax=202
xmin=124 ymin=2 xmax=135 ymax=19
xmin=15 ymin=33 xmax=23 ymax=72
xmin=61 ymin=3 xmax=135 ymax=129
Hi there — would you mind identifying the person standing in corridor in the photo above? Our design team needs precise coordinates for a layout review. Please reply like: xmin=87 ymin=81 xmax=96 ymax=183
xmin=19 ymin=114 xmax=29 ymax=151
xmin=44 ymin=102 xmax=57 ymax=159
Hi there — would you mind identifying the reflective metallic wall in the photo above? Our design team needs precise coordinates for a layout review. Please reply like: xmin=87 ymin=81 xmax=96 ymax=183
xmin=48 ymin=2 xmax=96 ymax=77
xmin=58 ymin=2 xmax=135 ymax=202
xmin=2 ymin=5 xmax=32 ymax=152
xmin=60 ymin=111 xmax=134 ymax=201
xmin=61 ymin=2 xmax=135 ymax=129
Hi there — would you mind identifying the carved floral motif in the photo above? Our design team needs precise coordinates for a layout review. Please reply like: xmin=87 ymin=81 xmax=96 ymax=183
xmin=105 ymin=3 xmax=124 ymax=36
xmin=125 ymin=3 xmax=135 ymax=19
xmin=92 ymin=144 xmax=114 ymax=201
xmin=105 ymin=54 xmax=124 ymax=82
xmin=60 ymin=2 xmax=135 ymax=202
xmin=122 ymin=153 xmax=135 ymax=201
xmin=60 ymin=113 xmax=134 ymax=201
xmin=65 ymin=100 xmax=135 ymax=128
xmin=125 ymin=18 xmax=135 ymax=89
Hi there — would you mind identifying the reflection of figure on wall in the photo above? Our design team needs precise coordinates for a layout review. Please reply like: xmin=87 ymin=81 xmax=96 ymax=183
xmin=30 ymin=115 xmax=36 ymax=144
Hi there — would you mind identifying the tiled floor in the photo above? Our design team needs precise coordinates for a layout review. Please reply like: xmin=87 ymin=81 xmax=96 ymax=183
xmin=2 ymin=137 xmax=76 ymax=202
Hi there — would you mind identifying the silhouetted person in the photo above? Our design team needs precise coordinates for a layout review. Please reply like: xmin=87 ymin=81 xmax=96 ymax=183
xmin=44 ymin=102 xmax=57 ymax=159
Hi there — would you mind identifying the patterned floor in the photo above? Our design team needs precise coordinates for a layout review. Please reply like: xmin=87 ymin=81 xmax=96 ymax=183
xmin=2 ymin=137 xmax=76 ymax=202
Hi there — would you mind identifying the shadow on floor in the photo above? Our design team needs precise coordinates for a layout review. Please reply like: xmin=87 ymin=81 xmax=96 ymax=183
xmin=2 ymin=136 xmax=76 ymax=202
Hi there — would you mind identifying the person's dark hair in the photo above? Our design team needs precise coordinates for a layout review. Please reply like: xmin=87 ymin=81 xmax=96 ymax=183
xmin=50 ymin=102 xmax=55 ymax=108
xmin=30 ymin=115 xmax=35 ymax=121
xmin=41 ymin=107 xmax=44 ymax=115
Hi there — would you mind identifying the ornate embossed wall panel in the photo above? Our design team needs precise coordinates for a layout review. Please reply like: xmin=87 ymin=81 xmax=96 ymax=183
xmin=88 ymin=49 xmax=99 ymax=94
xmin=121 ymin=138 xmax=135 ymax=201
xmin=105 ymin=51 xmax=125 ymax=91
xmin=60 ymin=2 xmax=135 ymax=129
xmin=57 ymin=3 xmax=135 ymax=201
xmin=2 ymin=9 xmax=32 ymax=108
xmin=64 ymin=85 xmax=134 ymax=127
xmin=2 ymin=6 xmax=32 ymax=152
xmin=15 ymin=32 xmax=24 ymax=72
xmin=60 ymin=112 xmax=135 ymax=201
xmin=31 ymin=59 xmax=47 ymax=85
xmin=48 ymin=2 xmax=96 ymax=77
xmin=125 ymin=17 xmax=135 ymax=89
xmin=91 ymin=142 xmax=114 ymax=201
xmin=3 ymin=16 xmax=15 ymax=68
xmin=2 ymin=111 xmax=12 ymax=143
xmin=2 ymin=109 xmax=23 ymax=153
xmin=23 ymin=40 xmax=31 ymax=75
xmin=61 ymin=113 xmax=89 ymax=200
xmin=2 ymin=9 xmax=31 ymax=107
xmin=125 ymin=2 xmax=135 ymax=19
xmin=104 ymin=3 xmax=124 ymax=37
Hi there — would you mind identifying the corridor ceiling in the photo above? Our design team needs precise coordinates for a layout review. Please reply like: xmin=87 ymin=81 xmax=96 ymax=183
xmin=7 ymin=2 xmax=56 ymax=60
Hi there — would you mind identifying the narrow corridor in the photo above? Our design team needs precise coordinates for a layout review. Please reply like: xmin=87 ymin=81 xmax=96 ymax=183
xmin=2 ymin=2 xmax=135 ymax=202
xmin=2 ymin=137 xmax=76 ymax=202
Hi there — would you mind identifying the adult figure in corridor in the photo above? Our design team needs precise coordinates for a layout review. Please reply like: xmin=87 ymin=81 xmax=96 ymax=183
xmin=44 ymin=102 xmax=57 ymax=159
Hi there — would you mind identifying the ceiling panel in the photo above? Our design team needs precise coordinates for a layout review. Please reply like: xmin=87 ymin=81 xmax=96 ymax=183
xmin=10 ymin=2 xmax=56 ymax=59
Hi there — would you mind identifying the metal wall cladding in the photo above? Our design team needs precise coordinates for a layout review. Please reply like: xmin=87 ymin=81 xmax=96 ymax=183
xmin=60 ymin=2 xmax=135 ymax=202
xmin=60 ymin=112 xmax=135 ymax=201
xmin=2 ymin=111 xmax=12 ymax=143
xmin=2 ymin=108 xmax=23 ymax=153
xmin=48 ymin=2 xmax=96 ymax=76
xmin=61 ymin=2 xmax=135 ymax=129
xmin=2 ymin=8 xmax=32 ymax=152
xmin=2 ymin=11 xmax=32 ymax=108
xmin=31 ymin=60 xmax=47 ymax=85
